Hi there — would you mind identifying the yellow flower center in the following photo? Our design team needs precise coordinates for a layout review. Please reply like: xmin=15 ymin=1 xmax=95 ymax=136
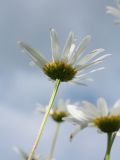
xmin=43 ymin=61 xmax=77 ymax=81
xmin=52 ymin=110 xmax=68 ymax=123
xmin=93 ymin=115 xmax=120 ymax=133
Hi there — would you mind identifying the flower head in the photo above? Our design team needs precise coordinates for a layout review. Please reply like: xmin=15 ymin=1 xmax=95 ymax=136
xmin=106 ymin=0 xmax=120 ymax=25
xmin=65 ymin=98 xmax=120 ymax=138
xmin=13 ymin=147 xmax=42 ymax=160
xmin=37 ymin=99 xmax=74 ymax=123
xmin=19 ymin=29 xmax=110 ymax=85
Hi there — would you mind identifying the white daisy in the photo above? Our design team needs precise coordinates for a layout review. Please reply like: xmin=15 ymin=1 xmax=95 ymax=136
xmin=106 ymin=0 xmax=120 ymax=25
xmin=13 ymin=147 xmax=42 ymax=160
xmin=65 ymin=98 xmax=120 ymax=138
xmin=13 ymin=147 xmax=56 ymax=160
xmin=37 ymin=99 xmax=73 ymax=123
xmin=18 ymin=28 xmax=110 ymax=85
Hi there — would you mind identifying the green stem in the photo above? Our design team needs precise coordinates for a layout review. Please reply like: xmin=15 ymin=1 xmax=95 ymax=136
xmin=104 ymin=133 xmax=113 ymax=160
xmin=28 ymin=79 xmax=61 ymax=160
xmin=111 ymin=132 xmax=116 ymax=146
xmin=47 ymin=123 xmax=60 ymax=160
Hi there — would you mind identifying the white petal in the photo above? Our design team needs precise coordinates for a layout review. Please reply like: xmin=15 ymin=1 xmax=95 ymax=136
xmin=70 ymin=43 xmax=76 ymax=53
xmin=81 ymin=101 xmax=100 ymax=119
xmin=36 ymin=107 xmax=46 ymax=114
xmin=76 ymin=67 xmax=104 ymax=78
xmin=67 ymin=105 xmax=88 ymax=121
xmin=63 ymin=116 xmax=89 ymax=130
xmin=112 ymin=99 xmax=120 ymax=109
xmin=13 ymin=147 xmax=27 ymax=159
xmin=79 ymin=48 xmax=105 ymax=65
xmin=70 ymin=80 xmax=88 ymax=86
xmin=116 ymin=131 xmax=120 ymax=136
xmin=70 ymin=125 xmax=87 ymax=141
xmin=61 ymin=32 xmax=74 ymax=61
xmin=73 ymin=76 xmax=94 ymax=86
xmin=50 ymin=28 xmax=60 ymax=61
xmin=93 ymin=54 xmax=111 ymax=62
xmin=73 ymin=77 xmax=93 ymax=82
xmin=71 ymin=35 xmax=91 ymax=65
xmin=97 ymin=98 xmax=108 ymax=116
xmin=110 ymin=99 xmax=120 ymax=115
xmin=57 ymin=99 xmax=70 ymax=112
xmin=67 ymin=44 xmax=76 ymax=62
xmin=36 ymin=103 xmax=53 ymax=115
xmin=18 ymin=42 xmax=48 ymax=68
xmin=106 ymin=6 xmax=120 ymax=18
xmin=89 ymin=67 xmax=105 ymax=72
xmin=76 ymin=59 xmax=103 ymax=71
xmin=75 ymin=35 xmax=91 ymax=56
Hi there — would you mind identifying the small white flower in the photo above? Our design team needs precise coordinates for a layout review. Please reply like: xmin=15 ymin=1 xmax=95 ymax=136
xmin=106 ymin=0 xmax=120 ymax=25
xmin=18 ymin=28 xmax=110 ymax=85
xmin=13 ymin=147 xmax=42 ymax=160
xmin=37 ymin=99 xmax=76 ymax=123
xmin=65 ymin=98 xmax=120 ymax=139
xmin=13 ymin=147 xmax=55 ymax=160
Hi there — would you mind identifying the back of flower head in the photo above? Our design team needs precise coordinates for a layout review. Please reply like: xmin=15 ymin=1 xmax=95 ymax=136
xmin=36 ymin=99 xmax=70 ymax=123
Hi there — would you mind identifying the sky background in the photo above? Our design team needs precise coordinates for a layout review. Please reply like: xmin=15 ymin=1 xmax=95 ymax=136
xmin=0 ymin=0 xmax=120 ymax=159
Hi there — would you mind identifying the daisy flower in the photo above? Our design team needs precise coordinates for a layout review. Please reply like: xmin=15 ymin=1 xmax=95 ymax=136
xmin=13 ymin=147 xmax=42 ymax=160
xmin=37 ymin=99 xmax=72 ymax=123
xmin=106 ymin=0 xmax=120 ymax=25
xmin=65 ymin=98 xmax=120 ymax=159
xmin=37 ymin=99 xmax=73 ymax=160
xmin=66 ymin=97 xmax=120 ymax=134
xmin=19 ymin=28 xmax=110 ymax=85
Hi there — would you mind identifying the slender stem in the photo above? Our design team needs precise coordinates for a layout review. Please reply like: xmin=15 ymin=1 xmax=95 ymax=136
xmin=47 ymin=123 xmax=60 ymax=160
xmin=104 ymin=133 xmax=113 ymax=160
xmin=28 ymin=79 xmax=61 ymax=160
xmin=111 ymin=132 xmax=117 ymax=146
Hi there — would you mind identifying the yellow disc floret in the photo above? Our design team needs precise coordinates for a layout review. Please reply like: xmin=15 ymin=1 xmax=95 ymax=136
xmin=52 ymin=110 xmax=68 ymax=123
xmin=94 ymin=116 xmax=120 ymax=133
xmin=43 ymin=61 xmax=77 ymax=82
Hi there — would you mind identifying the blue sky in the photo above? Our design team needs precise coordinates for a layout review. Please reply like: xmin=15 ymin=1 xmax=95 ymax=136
xmin=1 ymin=0 xmax=120 ymax=159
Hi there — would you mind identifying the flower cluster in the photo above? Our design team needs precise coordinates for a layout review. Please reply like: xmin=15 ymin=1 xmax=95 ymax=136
xmin=17 ymin=27 xmax=117 ymax=160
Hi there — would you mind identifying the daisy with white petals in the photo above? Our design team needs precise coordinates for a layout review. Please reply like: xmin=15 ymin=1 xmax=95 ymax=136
xmin=19 ymin=28 xmax=110 ymax=85
xmin=37 ymin=99 xmax=72 ymax=160
xmin=106 ymin=0 xmax=120 ymax=25
xmin=37 ymin=99 xmax=70 ymax=123
xmin=66 ymin=98 xmax=120 ymax=160
xmin=13 ymin=147 xmax=42 ymax=160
